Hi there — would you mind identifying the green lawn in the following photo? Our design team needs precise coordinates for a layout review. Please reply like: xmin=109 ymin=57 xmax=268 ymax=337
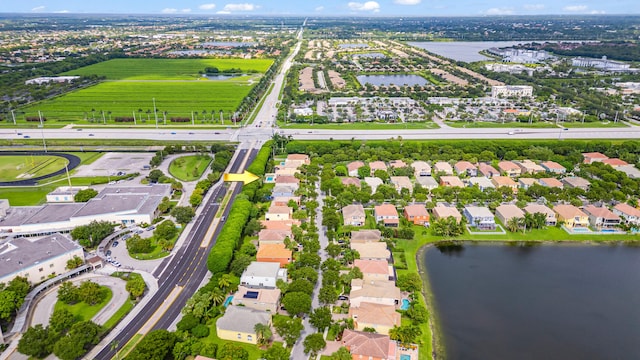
xmin=169 ymin=155 xmax=212 ymax=181
xmin=116 ymin=333 xmax=143 ymax=359
xmin=0 ymin=187 xmax=53 ymax=205
xmin=128 ymin=231 xmax=181 ymax=261
xmin=202 ymin=316 xmax=264 ymax=360
xmin=277 ymin=121 xmax=439 ymax=130
xmin=0 ymin=155 xmax=69 ymax=182
xmin=53 ymin=286 xmax=113 ymax=322
xmin=560 ymin=121 xmax=629 ymax=128
xmin=444 ymin=121 xmax=558 ymax=128
xmin=102 ymin=299 xmax=134 ymax=330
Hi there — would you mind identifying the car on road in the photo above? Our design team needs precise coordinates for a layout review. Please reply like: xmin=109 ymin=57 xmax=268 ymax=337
xmin=17 ymin=132 xmax=22 ymax=135
xmin=88 ymin=133 xmax=94 ymax=136
xmin=148 ymin=225 xmax=156 ymax=231
xmin=23 ymin=135 xmax=30 ymax=138
xmin=508 ymin=131 xmax=515 ymax=135
xmin=221 ymin=216 xmax=226 ymax=222
xmin=122 ymin=234 xmax=130 ymax=240
xmin=188 ymin=132 xmax=194 ymax=135
xmin=338 ymin=295 xmax=349 ymax=301
xmin=563 ymin=128 xmax=569 ymax=131
xmin=170 ymin=132 xmax=176 ymax=135
xmin=214 ymin=132 xmax=220 ymax=134
xmin=112 ymin=241 xmax=119 ymax=247
xmin=111 ymin=261 xmax=121 ymax=267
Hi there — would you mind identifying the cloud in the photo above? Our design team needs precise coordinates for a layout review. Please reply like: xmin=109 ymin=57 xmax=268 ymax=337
xmin=590 ymin=9 xmax=605 ymax=14
xmin=181 ymin=8 xmax=192 ymax=13
xmin=394 ymin=0 xmax=421 ymax=4
xmin=161 ymin=8 xmax=178 ymax=13
xmin=31 ymin=6 xmax=45 ymax=12
xmin=315 ymin=6 xmax=325 ymax=11
xmin=216 ymin=10 xmax=231 ymax=14
xmin=485 ymin=7 xmax=514 ymax=15
xmin=347 ymin=1 xmax=380 ymax=12
xmin=54 ymin=10 xmax=70 ymax=13
xmin=222 ymin=3 xmax=258 ymax=11
xmin=523 ymin=4 xmax=545 ymax=11
xmin=563 ymin=5 xmax=588 ymax=12
xmin=198 ymin=3 xmax=216 ymax=10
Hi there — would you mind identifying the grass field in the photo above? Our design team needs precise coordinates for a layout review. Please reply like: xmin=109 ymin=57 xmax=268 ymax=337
xmin=169 ymin=155 xmax=211 ymax=181
xmin=444 ymin=121 xmax=558 ymax=128
xmin=53 ymin=286 xmax=113 ymax=322
xmin=0 ymin=155 xmax=69 ymax=182
xmin=277 ymin=121 xmax=440 ymax=130
xmin=203 ymin=317 xmax=265 ymax=360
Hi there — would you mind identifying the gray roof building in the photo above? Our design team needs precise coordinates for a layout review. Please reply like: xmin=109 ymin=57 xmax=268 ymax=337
xmin=216 ymin=305 xmax=271 ymax=334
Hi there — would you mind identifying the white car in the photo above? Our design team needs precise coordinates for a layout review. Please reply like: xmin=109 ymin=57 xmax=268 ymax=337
xmin=111 ymin=261 xmax=121 ymax=267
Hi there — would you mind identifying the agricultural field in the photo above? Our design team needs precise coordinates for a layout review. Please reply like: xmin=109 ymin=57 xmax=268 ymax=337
xmin=19 ymin=58 xmax=273 ymax=125
xmin=0 ymin=155 xmax=69 ymax=182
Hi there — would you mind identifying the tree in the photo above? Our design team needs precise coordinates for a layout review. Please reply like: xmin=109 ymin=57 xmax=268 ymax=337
xmin=397 ymin=273 xmax=422 ymax=293
xmin=153 ymin=219 xmax=177 ymax=241
xmin=49 ymin=308 xmax=77 ymax=334
xmin=126 ymin=276 xmax=146 ymax=299
xmin=0 ymin=289 xmax=19 ymax=320
xmin=287 ymin=279 xmax=314 ymax=295
xmin=53 ymin=321 xmax=102 ymax=360
xmin=217 ymin=343 xmax=249 ymax=360
xmin=18 ymin=325 xmax=53 ymax=358
xmin=229 ymin=254 xmax=252 ymax=277
xmin=319 ymin=285 xmax=337 ymax=305
xmin=282 ymin=292 xmax=311 ymax=316
xmin=303 ymin=333 xmax=326 ymax=357
xmin=171 ymin=206 xmax=195 ymax=224
xmin=191 ymin=324 xmax=210 ymax=338
xmin=273 ymin=316 xmax=303 ymax=346
xmin=310 ymin=307 xmax=332 ymax=331
xmin=126 ymin=329 xmax=177 ymax=360
xmin=389 ymin=325 xmax=422 ymax=344
xmin=78 ymin=281 xmax=106 ymax=305
xmin=126 ymin=235 xmax=153 ymax=254
xmin=254 ymin=323 xmax=272 ymax=347
xmin=176 ymin=313 xmax=199 ymax=332
xmin=53 ymin=335 xmax=85 ymax=360
xmin=58 ymin=281 xmax=79 ymax=304
xmin=66 ymin=256 xmax=84 ymax=270
xmin=70 ymin=220 xmax=115 ymax=248
xmin=263 ymin=343 xmax=289 ymax=360
xmin=406 ymin=303 xmax=428 ymax=324
xmin=147 ymin=169 xmax=165 ymax=183
xmin=73 ymin=188 xmax=98 ymax=202
xmin=331 ymin=347 xmax=353 ymax=360
xmin=506 ymin=216 xmax=522 ymax=233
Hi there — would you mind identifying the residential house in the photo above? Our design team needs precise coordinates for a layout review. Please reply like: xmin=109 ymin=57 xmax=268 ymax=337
xmin=415 ymin=176 xmax=438 ymax=191
xmin=390 ymin=176 xmax=413 ymax=193
xmin=524 ymin=204 xmax=557 ymax=226
xmin=342 ymin=204 xmax=366 ymax=227
xmin=553 ymin=204 xmax=589 ymax=229
xmin=498 ymin=161 xmax=521 ymax=177
xmin=562 ymin=177 xmax=591 ymax=191
xmin=349 ymin=303 xmax=401 ymax=336
xmin=265 ymin=205 xmax=292 ymax=221
xmin=516 ymin=160 xmax=545 ymax=174
xmin=411 ymin=160 xmax=431 ymax=176
xmin=495 ymin=204 xmax=525 ymax=225
xmin=618 ymin=165 xmax=640 ymax=179
xmin=369 ymin=161 xmax=387 ymax=175
xmin=433 ymin=161 xmax=453 ymax=175
xmin=347 ymin=161 xmax=365 ymax=177
xmin=232 ymin=286 xmax=281 ymax=312
xmin=216 ymin=306 xmax=271 ymax=345
xmin=440 ymin=176 xmax=464 ymax=188
xmin=274 ymin=166 xmax=299 ymax=177
xmin=601 ymin=158 xmax=628 ymax=168
xmin=431 ymin=206 xmax=462 ymax=223
xmin=341 ymin=329 xmax=397 ymax=360
xmin=341 ymin=177 xmax=361 ymax=189
xmin=354 ymin=259 xmax=394 ymax=282
xmin=478 ymin=163 xmax=500 ymax=178
xmin=518 ymin=178 xmax=538 ymax=190
xmin=256 ymin=243 xmax=292 ymax=267
xmin=240 ymin=261 xmax=287 ymax=289
xmin=258 ymin=229 xmax=292 ymax=246
xmin=364 ymin=177 xmax=384 ymax=193
xmin=492 ymin=176 xmax=519 ymax=194
xmin=613 ymin=203 xmax=640 ymax=226
xmin=351 ymin=229 xmax=382 ymax=243
xmin=389 ymin=159 xmax=407 ymax=169
xmin=275 ymin=175 xmax=300 ymax=190
xmin=583 ymin=205 xmax=621 ymax=229
xmin=285 ymin=154 xmax=310 ymax=167
xmin=538 ymin=178 xmax=564 ymax=189
xmin=468 ymin=177 xmax=495 ymax=191
xmin=272 ymin=185 xmax=296 ymax=197
xmin=272 ymin=196 xmax=300 ymax=207
xmin=463 ymin=206 xmax=496 ymax=230
xmin=260 ymin=219 xmax=300 ymax=231
xmin=351 ymin=242 xmax=390 ymax=261
xmin=540 ymin=161 xmax=566 ymax=174
xmin=582 ymin=152 xmax=608 ymax=164
xmin=374 ymin=204 xmax=399 ymax=227
xmin=454 ymin=161 xmax=477 ymax=176
xmin=350 ymin=279 xmax=401 ymax=307
xmin=403 ymin=204 xmax=430 ymax=225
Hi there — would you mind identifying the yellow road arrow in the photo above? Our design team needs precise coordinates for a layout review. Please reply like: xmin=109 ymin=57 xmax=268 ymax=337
xmin=223 ymin=171 xmax=260 ymax=185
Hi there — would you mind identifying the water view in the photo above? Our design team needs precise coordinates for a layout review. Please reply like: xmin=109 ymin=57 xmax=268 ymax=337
xmin=339 ymin=43 xmax=369 ymax=49
xmin=356 ymin=74 xmax=429 ymax=87
xmin=423 ymin=243 xmax=640 ymax=360
xmin=201 ymin=73 xmax=245 ymax=80
xmin=202 ymin=41 xmax=257 ymax=47
xmin=408 ymin=41 xmax=539 ymax=62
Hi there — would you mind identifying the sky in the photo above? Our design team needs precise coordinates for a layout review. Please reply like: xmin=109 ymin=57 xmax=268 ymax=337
xmin=2 ymin=0 xmax=639 ymax=16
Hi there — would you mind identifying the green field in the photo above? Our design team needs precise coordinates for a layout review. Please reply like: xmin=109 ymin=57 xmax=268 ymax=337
xmin=277 ymin=121 xmax=440 ymax=130
xmin=0 ymin=155 xmax=68 ymax=182
xmin=53 ymin=286 xmax=113 ymax=322
xmin=169 ymin=155 xmax=211 ymax=181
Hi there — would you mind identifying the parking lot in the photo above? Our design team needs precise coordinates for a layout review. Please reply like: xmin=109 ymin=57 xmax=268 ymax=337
xmin=73 ymin=152 xmax=154 ymax=177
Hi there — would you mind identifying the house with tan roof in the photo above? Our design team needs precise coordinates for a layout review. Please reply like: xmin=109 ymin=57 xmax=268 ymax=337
xmin=265 ymin=205 xmax=292 ymax=221
xmin=613 ymin=203 xmax=640 ymax=225
xmin=351 ymin=229 xmax=382 ymax=243
xmin=440 ymin=176 xmax=464 ymax=188
xmin=354 ymin=259 xmax=394 ymax=282
xmin=492 ymin=176 xmax=518 ymax=194
xmin=495 ymin=204 xmax=525 ymax=225
xmin=454 ymin=161 xmax=477 ymax=176
xmin=478 ymin=163 xmax=500 ymax=178
xmin=390 ymin=176 xmax=413 ymax=193
xmin=341 ymin=329 xmax=397 ymax=360
xmin=524 ymin=204 xmax=557 ymax=226
xmin=374 ymin=204 xmax=399 ymax=227
xmin=285 ymin=154 xmax=310 ymax=167
xmin=260 ymin=219 xmax=300 ymax=231
xmin=433 ymin=161 xmax=453 ymax=175
xmin=498 ymin=161 xmax=521 ymax=177
xmin=582 ymin=152 xmax=608 ymax=164
xmin=411 ymin=160 xmax=431 ymax=176
xmin=350 ymin=279 xmax=401 ymax=307
xmin=274 ymin=166 xmax=299 ymax=177
xmin=553 ymin=204 xmax=589 ymax=229
xmin=272 ymin=196 xmax=300 ymax=207
xmin=351 ymin=242 xmax=390 ymax=261
xmin=232 ymin=285 xmax=281 ymax=312
xmin=369 ymin=161 xmax=387 ymax=175
xmin=468 ymin=176 xmax=495 ymax=191
xmin=562 ymin=177 xmax=590 ymax=191
xmin=258 ymin=229 xmax=292 ymax=245
xmin=341 ymin=177 xmax=362 ymax=189
xmin=601 ymin=158 xmax=628 ymax=168
xmin=389 ymin=159 xmax=407 ymax=169
xmin=516 ymin=160 xmax=545 ymax=174
xmin=342 ymin=204 xmax=366 ymax=227
xmin=275 ymin=175 xmax=300 ymax=190
xmin=349 ymin=303 xmax=401 ymax=335
xmin=432 ymin=206 xmax=462 ymax=223
xmin=538 ymin=178 xmax=563 ymax=189
xmin=364 ymin=177 xmax=384 ymax=193
xmin=347 ymin=161 xmax=365 ymax=177
xmin=541 ymin=161 xmax=566 ymax=174
xmin=256 ymin=243 xmax=292 ymax=267
xmin=404 ymin=204 xmax=429 ymax=225
xmin=583 ymin=205 xmax=621 ymax=229
xmin=518 ymin=178 xmax=538 ymax=190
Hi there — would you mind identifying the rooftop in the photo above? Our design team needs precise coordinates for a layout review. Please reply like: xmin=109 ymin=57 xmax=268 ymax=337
xmin=553 ymin=204 xmax=587 ymax=219
xmin=216 ymin=306 xmax=271 ymax=334
xmin=0 ymin=233 xmax=81 ymax=278
xmin=404 ymin=204 xmax=429 ymax=217
xmin=342 ymin=329 xmax=391 ymax=359
xmin=465 ymin=206 xmax=494 ymax=218
xmin=351 ymin=229 xmax=382 ymax=242
xmin=256 ymin=243 xmax=292 ymax=259
xmin=354 ymin=259 xmax=391 ymax=275
xmin=583 ymin=205 xmax=620 ymax=220
xmin=614 ymin=203 xmax=640 ymax=218
xmin=349 ymin=302 xmax=400 ymax=329
xmin=374 ymin=204 xmax=398 ymax=217
xmin=242 ymin=261 xmax=281 ymax=279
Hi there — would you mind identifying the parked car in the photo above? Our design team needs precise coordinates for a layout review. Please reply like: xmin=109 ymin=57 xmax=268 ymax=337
xmin=112 ymin=241 xmax=119 ymax=247
xmin=111 ymin=261 xmax=121 ymax=267
xmin=105 ymin=250 xmax=112 ymax=256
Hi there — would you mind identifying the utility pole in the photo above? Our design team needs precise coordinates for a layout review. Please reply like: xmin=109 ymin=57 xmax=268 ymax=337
xmin=10 ymin=110 xmax=16 ymax=125
xmin=39 ymin=111 xmax=47 ymax=153
xmin=153 ymin=98 xmax=158 ymax=129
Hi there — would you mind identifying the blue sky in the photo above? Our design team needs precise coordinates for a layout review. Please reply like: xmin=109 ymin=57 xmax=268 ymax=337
xmin=3 ymin=0 xmax=638 ymax=16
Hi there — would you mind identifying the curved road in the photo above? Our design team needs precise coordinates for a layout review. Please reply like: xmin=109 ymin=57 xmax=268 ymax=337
xmin=0 ymin=152 xmax=80 ymax=186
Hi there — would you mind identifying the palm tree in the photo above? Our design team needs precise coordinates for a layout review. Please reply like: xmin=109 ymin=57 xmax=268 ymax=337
xmin=254 ymin=323 xmax=272 ymax=347
xmin=506 ymin=216 xmax=522 ymax=233
xmin=523 ymin=212 xmax=535 ymax=232
xmin=533 ymin=212 xmax=547 ymax=229
xmin=210 ymin=288 xmax=225 ymax=307
xmin=218 ymin=274 xmax=232 ymax=291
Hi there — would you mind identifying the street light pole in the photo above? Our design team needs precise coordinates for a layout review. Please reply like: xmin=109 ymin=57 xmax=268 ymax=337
xmin=39 ymin=111 xmax=47 ymax=153
xmin=153 ymin=98 xmax=158 ymax=129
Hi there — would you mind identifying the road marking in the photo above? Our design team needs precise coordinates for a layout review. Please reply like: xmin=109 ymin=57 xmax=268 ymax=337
xmin=136 ymin=285 xmax=183 ymax=335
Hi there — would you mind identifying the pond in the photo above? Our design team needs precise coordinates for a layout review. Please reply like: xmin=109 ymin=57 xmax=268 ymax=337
xmin=339 ymin=43 xmax=369 ymax=49
xmin=202 ymin=41 xmax=257 ymax=47
xmin=201 ymin=73 xmax=245 ymax=80
xmin=356 ymin=74 xmax=429 ymax=87
xmin=423 ymin=243 xmax=640 ymax=360
xmin=354 ymin=52 xmax=386 ymax=59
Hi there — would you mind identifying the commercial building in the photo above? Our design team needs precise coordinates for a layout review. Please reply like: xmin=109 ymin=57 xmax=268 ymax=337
xmin=491 ymin=85 xmax=533 ymax=98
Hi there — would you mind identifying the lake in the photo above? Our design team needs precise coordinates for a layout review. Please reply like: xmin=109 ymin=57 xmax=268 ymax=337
xmin=339 ymin=43 xmax=369 ymax=49
xmin=201 ymin=73 xmax=245 ymax=80
xmin=202 ymin=41 xmax=257 ymax=47
xmin=423 ymin=243 xmax=640 ymax=360
xmin=357 ymin=74 xmax=429 ymax=87
xmin=408 ymin=41 xmax=543 ymax=62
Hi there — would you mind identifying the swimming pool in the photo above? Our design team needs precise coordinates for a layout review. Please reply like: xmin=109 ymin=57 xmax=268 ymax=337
xmin=400 ymin=298 xmax=411 ymax=310
xmin=400 ymin=355 xmax=412 ymax=360
xmin=223 ymin=295 xmax=233 ymax=307
xmin=572 ymin=227 xmax=590 ymax=233
xmin=266 ymin=175 xmax=274 ymax=182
